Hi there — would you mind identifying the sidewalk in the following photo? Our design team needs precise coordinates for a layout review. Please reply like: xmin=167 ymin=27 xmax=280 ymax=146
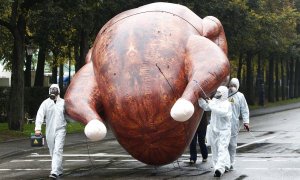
xmin=249 ymin=102 xmax=300 ymax=117
xmin=1 ymin=102 xmax=300 ymax=162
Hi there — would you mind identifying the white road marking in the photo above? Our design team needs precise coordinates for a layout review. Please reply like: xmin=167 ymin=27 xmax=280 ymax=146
xmin=65 ymin=160 xmax=87 ymax=162
xmin=8 ymin=157 xmax=296 ymax=164
xmin=94 ymin=160 xmax=110 ymax=162
xmin=241 ymin=159 xmax=296 ymax=162
xmin=10 ymin=160 xmax=34 ymax=162
xmin=240 ymin=159 xmax=268 ymax=162
xmin=245 ymin=168 xmax=300 ymax=170
xmin=237 ymin=136 xmax=276 ymax=149
xmin=0 ymin=168 xmax=69 ymax=171
xmin=2 ymin=167 xmax=300 ymax=171
xmin=9 ymin=159 xmax=138 ymax=163
xmin=15 ymin=168 xmax=48 ymax=171
xmin=120 ymin=159 xmax=137 ymax=162
xmin=106 ymin=167 xmax=153 ymax=170
xmin=28 ymin=153 xmax=131 ymax=157
xmin=29 ymin=153 xmax=207 ymax=158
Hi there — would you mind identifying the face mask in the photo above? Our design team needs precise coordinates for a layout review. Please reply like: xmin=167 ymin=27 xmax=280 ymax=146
xmin=49 ymin=94 xmax=56 ymax=100
xmin=214 ymin=92 xmax=222 ymax=99
xmin=229 ymin=87 xmax=237 ymax=93
xmin=49 ymin=87 xmax=59 ymax=100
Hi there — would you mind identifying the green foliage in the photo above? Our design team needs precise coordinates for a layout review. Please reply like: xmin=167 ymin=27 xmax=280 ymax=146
xmin=0 ymin=87 xmax=9 ymax=123
xmin=0 ymin=2 xmax=13 ymax=69
xmin=1 ymin=0 xmax=300 ymax=108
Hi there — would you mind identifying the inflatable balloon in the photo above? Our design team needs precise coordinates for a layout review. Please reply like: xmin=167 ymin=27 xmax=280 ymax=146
xmin=65 ymin=2 xmax=230 ymax=165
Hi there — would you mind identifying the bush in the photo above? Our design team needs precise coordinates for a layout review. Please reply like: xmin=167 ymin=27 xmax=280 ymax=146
xmin=0 ymin=87 xmax=9 ymax=123
xmin=24 ymin=87 xmax=49 ymax=118
xmin=0 ymin=87 xmax=67 ymax=122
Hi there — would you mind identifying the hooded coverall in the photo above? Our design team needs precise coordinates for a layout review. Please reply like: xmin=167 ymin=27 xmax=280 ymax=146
xmin=199 ymin=86 xmax=232 ymax=175
xmin=35 ymin=84 xmax=66 ymax=175
xmin=228 ymin=78 xmax=249 ymax=168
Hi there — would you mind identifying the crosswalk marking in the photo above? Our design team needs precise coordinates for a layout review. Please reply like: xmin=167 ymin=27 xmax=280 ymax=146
xmin=66 ymin=160 xmax=87 ymax=162
xmin=0 ymin=168 xmax=69 ymax=171
xmin=29 ymin=153 xmax=131 ymax=157
xmin=245 ymin=168 xmax=300 ymax=170
xmin=236 ymin=136 xmax=276 ymax=149
xmin=11 ymin=160 xmax=34 ymax=162
xmin=10 ymin=158 xmax=297 ymax=163
xmin=10 ymin=158 xmax=299 ymax=163
xmin=2 ymin=167 xmax=300 ymax=171
xmin=38 ymin=160 xmax=51 ymax=162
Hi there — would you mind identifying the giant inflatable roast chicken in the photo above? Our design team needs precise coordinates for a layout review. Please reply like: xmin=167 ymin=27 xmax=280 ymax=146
xmin=65 ymin=2 xmax=230 ymax=165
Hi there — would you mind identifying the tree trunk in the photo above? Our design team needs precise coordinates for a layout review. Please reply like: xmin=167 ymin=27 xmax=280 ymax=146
xmin=289 ymin=57 xmax=295 ymax=98
xmin=295 ymin=59 xmax=300 ymax=98
xmin=24 ymin=53 xmax=32 ymax=87
xmin=281 ymin=58 xmax=285 ymax=100
xmin=75 ymin=29 xmax=89 ymax=72
xmin=74 ymin=43 xmax=80 ymax=73
xmin=242 ymin=66 xmax=246 ymax=91
xmin=68 ymin=46 xmax=72 ymax=85
xmin=51 ymin=52 xmax=58 ymax=84
xmin=8 ymin=15 xmax=25 ymax=131
xmin=59 ymin=64 xmax=64 ymax=92
xmin=34 ymin=43 xmax=47 ymax=87
xmin=51 ymin=64 xmax=58 ymax=84
xmin=275 ymin=59 xmax=279 ymax=101
xmin=237 ymin=53 xmax=243 ymax=81
xmin=268 ymin=54 xmax=274 ymax=102
xmin=257 ymin=53 xmax=265 ymax=106
xmin=245 ymin=51 xmax=254 ymax=105
xmin=286 ymin=58 xmax=290 ymax=98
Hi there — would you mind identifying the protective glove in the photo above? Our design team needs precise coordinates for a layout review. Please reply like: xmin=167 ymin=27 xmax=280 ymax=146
xmin=244 ymin=123 xmax=250 ymax=131
xmin=35 ymin=130 xmax=41 ymax=136
xmin=207 ymin=98 xmax=212 ymax=103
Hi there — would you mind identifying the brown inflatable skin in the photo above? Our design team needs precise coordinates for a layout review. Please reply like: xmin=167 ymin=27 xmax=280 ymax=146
xmin=65 ymin=2 xmax=230 ymax=165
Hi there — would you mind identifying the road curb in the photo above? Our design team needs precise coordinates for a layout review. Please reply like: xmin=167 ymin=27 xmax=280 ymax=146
xmin=250 ymin=102 xmax=300 ymax=117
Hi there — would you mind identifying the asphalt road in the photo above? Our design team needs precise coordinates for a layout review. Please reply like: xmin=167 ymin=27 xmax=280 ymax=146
xmin=1 ymin=108 xmax=300 ymax=180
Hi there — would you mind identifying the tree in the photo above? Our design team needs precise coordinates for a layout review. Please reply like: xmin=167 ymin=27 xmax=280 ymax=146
xmin=0 ymin=0 xmax=26 ymax=130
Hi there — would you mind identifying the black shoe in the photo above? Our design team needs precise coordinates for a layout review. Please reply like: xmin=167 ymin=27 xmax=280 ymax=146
xmin=214 ymin=169 xmax=221 ymax=177
xmin=49 ymin=174 xmax=58 ymax=179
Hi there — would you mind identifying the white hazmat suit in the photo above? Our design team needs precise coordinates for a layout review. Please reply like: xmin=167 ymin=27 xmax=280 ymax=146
xmin=199 ymin=86 xmax=232 ymax=177
xmin=35 ymin=84 xmax=66 ymax=176
xmin=228 ymin=78 xmax=249 ymax=169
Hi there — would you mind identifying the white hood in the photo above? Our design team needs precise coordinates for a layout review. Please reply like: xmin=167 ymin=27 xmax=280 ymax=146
xmin=49 ymin=84 xmax=60 ymax=94
xmin=229 ymin=78 xmax=240 ymax=91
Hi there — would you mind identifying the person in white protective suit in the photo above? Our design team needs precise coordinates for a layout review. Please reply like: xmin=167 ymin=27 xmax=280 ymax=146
xmin=228 ymin=78 xmax=250 ymax=170
xmin=199 ymin=86 xmax=232 ymax=177
xmin=35 ymin=84 xmax=66 ymax=179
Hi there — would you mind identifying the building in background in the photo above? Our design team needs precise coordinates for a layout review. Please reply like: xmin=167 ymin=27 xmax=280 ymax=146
xmin=0 ymin=64 xmax=75 ymax=87
xmin=0 ymin=64 xmax=11 ymax=87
